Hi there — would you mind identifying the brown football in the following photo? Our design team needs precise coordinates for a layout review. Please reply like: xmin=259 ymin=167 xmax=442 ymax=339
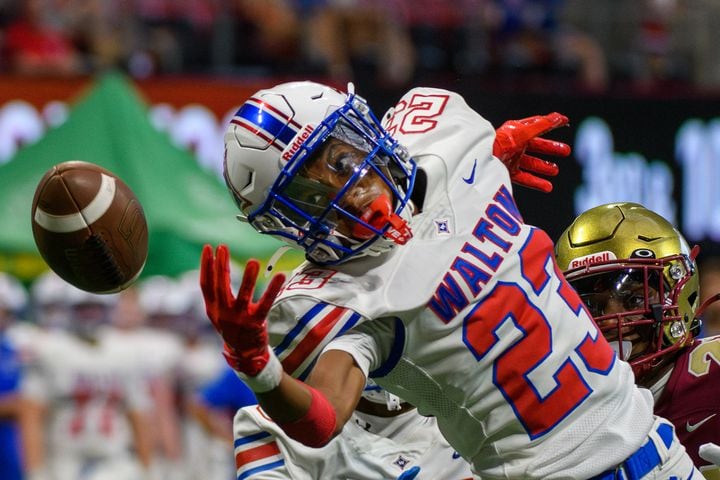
xmin=31 ymin=161 xmax=148 ymax=294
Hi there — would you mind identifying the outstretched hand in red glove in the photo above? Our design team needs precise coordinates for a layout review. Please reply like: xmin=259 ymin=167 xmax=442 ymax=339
xmin=200 ymin=244 xmax=286 ymax=390
xmin=493 ymin=112 xmax=571 ymax=193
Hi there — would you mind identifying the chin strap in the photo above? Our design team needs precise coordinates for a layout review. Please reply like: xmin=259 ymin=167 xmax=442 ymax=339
xmin=353 ymin=194 xmax=412 ymax=245
xmin=265 ymin=245 xmax=293 ymax=278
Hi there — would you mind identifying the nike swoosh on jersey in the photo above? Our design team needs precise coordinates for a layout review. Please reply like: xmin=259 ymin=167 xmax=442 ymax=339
xmin=686 ymin=413 xmax=716 ymax=432
xmin=462 ymin=159 xmax=478 ymax=184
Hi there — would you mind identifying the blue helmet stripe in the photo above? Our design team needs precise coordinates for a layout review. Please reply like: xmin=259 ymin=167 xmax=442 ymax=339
xmin=236 ymin=103 xmax=298 ymax=147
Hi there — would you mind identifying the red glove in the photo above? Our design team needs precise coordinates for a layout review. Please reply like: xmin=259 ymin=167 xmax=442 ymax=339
xmin=200 ymin=244 xmax=286 ymax=380
xmin=493 ymin=112 xmax=571 ymax=193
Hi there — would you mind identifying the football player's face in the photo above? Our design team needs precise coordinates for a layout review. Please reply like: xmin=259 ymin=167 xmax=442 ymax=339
xmin=301 ymin=138 xmax=393 ymax=237
xmin=71 ymin=303 xmax=109 ymax=342
xmin=574 ymin=270 xmax=660 ymax=359
xmin=597 ymin=282 xmax=659 ymax=359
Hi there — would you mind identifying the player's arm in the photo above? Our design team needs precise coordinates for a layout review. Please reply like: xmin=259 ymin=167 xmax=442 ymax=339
xmin=123 ymin=369 xmax=160 ymax=474
xmin=148 ymin=374 xmax=184 ymax=462
xmin=187 ymin=396 xmax=234 ymax=443
xmin=19 ymin=396 xmax=47 ymax=475
xmin=0 ymin=392 xmax=20 ymax=419
xmin=256 ymin=348 xmax=365 ymax=430
xmin=127 ymin=407 xmax=155 ymax=470
xmin=200 ymin=245 xmax=365 ymax=447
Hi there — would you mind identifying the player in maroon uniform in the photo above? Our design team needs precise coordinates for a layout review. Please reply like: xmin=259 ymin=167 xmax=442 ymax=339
xmin=556 ymin=202 xmax=720 ymax=479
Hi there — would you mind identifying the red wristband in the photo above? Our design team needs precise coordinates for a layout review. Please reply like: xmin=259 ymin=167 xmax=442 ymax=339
xmin=278 ymin=385 xmax=337 ymax=448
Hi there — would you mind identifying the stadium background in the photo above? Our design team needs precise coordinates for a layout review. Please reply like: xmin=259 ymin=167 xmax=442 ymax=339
xmin=3 ymin=2 xmax=720 ymax=478
xmin=1 ymin=0 xmax=720 ymax=299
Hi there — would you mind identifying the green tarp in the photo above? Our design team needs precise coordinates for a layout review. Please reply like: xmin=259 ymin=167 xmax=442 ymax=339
xmin=0 ymin=73 xmax=294 ymax=281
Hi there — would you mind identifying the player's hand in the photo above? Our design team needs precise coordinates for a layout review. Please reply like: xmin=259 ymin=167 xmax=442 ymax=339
xmin=699 ymin=442 xmax=720 ymax=467
xmin=493 ymin=112 xmax=571 ymax=193
xmin=200 ymin=244 xmax=286 ymax=377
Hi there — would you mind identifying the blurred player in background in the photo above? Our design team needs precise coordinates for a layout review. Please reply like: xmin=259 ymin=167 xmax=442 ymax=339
xmin=110 ymin=273 xmax=227 ymax=480
xmin=0 ymin=272 xmax=28 ymax=480
xmin=556 ymin=202 xmax=720 ymax=479
xmin=171 ymin=271 xmax=227 ymax=480
xmin=201 ymin=81 xmax=701 ymax=478
xmin=189 ymin=363 xmax=255 ymax=480
xmin=137 ymin=275 xmax=191 ymax=478
xmin=22 ymin=281 xmax=154 ymax=480
xmin=30 ymin=270 xmax=72 ymax=332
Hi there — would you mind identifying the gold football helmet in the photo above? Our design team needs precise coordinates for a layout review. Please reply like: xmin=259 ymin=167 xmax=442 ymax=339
xmin=555 ymin=202 xmax=699 ymax=382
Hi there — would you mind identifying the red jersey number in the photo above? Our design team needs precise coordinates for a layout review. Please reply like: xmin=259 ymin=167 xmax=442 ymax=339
xmin=463 ymin=229 xmax=616 ymax=439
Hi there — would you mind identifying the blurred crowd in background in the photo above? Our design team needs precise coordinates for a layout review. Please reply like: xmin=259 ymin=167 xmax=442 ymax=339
xmin=1 ymin=0 xmax=720 ymax=93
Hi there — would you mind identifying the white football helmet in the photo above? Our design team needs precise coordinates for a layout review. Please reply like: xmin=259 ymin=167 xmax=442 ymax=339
xmin=224 ymin=81 xmax=416 ymax=265
xmin=139 ymin=275 xmax=194 ymax=318
xmin=30 ymin=270 xmax=70 ymax=329
xmin=0 ymin=272 xmax=28 ymax=315
xmin=65 ymin=284 xmax=118 ymax=341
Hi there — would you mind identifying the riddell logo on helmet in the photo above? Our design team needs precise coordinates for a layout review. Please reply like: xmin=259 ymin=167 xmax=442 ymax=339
xmin=568 ymin=251 xmax=617 ymax=269
xmin=282 ymin=125 xmax=315 ymax=162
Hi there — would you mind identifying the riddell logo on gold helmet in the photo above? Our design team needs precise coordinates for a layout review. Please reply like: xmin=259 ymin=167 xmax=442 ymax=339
xmin=282 ymin=125 xmax=315 ymax=162
xmin=568 ymin=251 xmax=617 ymax=269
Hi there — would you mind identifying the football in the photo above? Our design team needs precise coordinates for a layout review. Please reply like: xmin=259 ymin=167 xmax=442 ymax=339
xmin=31 ymin=161 xmax=148 ymax=294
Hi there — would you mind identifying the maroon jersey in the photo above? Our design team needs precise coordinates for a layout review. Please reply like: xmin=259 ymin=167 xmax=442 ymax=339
xmin=654 ymin=335 xmax=720 ymax=479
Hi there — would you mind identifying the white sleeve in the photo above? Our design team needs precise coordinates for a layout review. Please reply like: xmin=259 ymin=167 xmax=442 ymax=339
xmin=233 ymin=406 xmax=296 ymax=479
xmin=123 ymin=370 xmax=153 ymax=413
xmin=20 ymin=365 xmax=49 ymax=403
xmin=320 ymin=318 xmax=396 ymax=377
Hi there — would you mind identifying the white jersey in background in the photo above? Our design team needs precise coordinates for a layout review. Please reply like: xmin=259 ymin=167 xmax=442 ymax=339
xmin=22 ymin=327 xmax=151 ymax=480
xmin=179 ymin=339 xmax=229 ymax=480
xmin=266 ymin=88 xmax=695 ymax=479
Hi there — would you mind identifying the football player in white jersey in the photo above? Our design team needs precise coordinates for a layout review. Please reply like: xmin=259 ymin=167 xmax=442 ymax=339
xmin=22 ymin=282 xmax=154 ymax=480
xmin=201 ymin=81 xmax=702 ymax=479
xmin=162 ymin=271 xmax=227 ymax=480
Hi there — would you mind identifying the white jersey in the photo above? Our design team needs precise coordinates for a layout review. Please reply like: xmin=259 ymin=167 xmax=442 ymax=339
xmin=21 ymin=328 xmax=151 ymax=458
xmin=179 ymin=339 xmax=228 ymax=480
xmin=103 ymin=326 xmax=187 ymax=478
xmin=265 ymin=88 xmax=665 ymax=479
xmin=232 ymin=404 xmax=473 ymax=479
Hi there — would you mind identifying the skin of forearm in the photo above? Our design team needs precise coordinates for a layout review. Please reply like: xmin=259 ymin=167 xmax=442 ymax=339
xmin=256 ymin=350 xmax=365 ymax=437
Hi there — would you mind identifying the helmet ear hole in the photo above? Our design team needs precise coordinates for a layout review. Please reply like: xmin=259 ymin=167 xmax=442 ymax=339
xmin=240 ymin=171 xmax=255 ymax=196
